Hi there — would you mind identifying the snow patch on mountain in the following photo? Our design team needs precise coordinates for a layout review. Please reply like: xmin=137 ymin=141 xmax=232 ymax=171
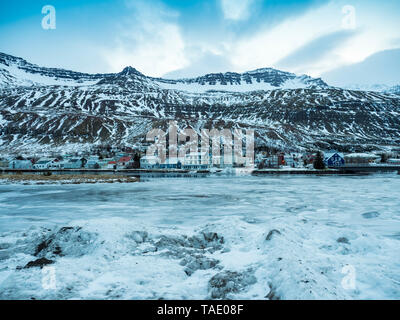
xmin=0 ymin=64 xmax=99 ymax=87
xmin=155 ymin=69 xmax=328 ymax=93
xmin=155 ymin=76 xmax=322 ymax=93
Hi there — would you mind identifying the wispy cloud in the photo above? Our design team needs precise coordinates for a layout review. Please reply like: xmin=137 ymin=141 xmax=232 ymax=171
xmin=163 ymin=50 xmax=234 ymax=79
xmin=322 ymin=48 xmax=400 ymax=86
xmin=230 ymin=2 xmax=341 ymax=73
xmin=276 ymin=29 xmax=358 ymax=75
xmin=1 ymin=0 xmax=399 ymax=84
xmin=102 ymin=0 xmax=188 ymax=77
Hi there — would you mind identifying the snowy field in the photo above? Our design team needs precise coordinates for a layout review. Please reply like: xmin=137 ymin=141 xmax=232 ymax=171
xmin=0 ymin=174 xmax=399 ymax=300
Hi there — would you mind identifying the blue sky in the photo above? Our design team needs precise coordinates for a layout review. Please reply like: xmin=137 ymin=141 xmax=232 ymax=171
xmin=0 ymin=0 xmax=399 ymax=85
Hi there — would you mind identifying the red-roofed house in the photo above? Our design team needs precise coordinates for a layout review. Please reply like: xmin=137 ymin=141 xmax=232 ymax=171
xmin=117 ymin=156 xmax=133 ymax=169
xmin=107 ymin=161 xmax=117 ymax=169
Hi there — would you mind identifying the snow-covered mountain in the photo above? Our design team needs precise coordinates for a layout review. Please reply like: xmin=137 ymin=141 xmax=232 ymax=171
xmin=0 ymin=52 xmax=399 ymax=154
xmin=0 ymin=53 xmax=162 ymax=91
xmin=152 ymin=68 xmax=328 ymax=93
xmin=0 ymin=52 xmax=327 ymax=92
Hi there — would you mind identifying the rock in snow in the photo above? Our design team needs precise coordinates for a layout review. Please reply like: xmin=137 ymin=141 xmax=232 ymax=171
xmin=24 ymin=258 xmax=54 ymax=269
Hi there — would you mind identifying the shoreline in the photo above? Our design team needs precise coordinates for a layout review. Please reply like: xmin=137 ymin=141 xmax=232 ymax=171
xmin=0 ymin=173 xmax=139 ymax=185
xmin=2 ymin=168 xmax=399 ymax=175
xmin=252 ymin=169 xmax=359 ymax=175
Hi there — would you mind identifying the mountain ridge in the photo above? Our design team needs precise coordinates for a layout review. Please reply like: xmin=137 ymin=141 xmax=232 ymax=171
xmin=0 ymin=52 xmax=399 ymax=155
xmin=0 ymin=52 xmax=328 ymax=92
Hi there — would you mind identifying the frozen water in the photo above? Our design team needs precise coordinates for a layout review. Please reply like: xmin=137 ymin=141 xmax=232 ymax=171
xmin=0 ymin=174 xmax=399 ymax=299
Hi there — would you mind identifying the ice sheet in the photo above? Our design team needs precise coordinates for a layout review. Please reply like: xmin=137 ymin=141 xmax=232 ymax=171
xmin=0 ymin=174 xmax=399 ymax=299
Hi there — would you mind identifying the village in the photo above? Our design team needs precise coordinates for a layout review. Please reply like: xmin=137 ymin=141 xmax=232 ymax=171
xmin=1 ymin=144 xmax=400 ymax=173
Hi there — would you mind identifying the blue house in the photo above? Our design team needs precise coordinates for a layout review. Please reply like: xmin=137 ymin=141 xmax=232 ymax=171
xmin=9 ymin=160 xmax=33 ymax=170
xmin=61 ymin=158 xmax=87 ymax=169
xmin=324 ymin=151 xmax=345 ymax=168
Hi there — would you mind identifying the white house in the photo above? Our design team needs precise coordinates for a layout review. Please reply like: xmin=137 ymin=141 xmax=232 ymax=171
xmin=107 ymin=161 xmax=117 ymax=169
xmin=182 ymin=152 xmax=209 ymax=170
xmin=117 ymin=156 xmax=133 ymax=169
xmin=33 ymin=158 xmax=57 ymax=170
xmin=159 ymin=157 xmax=185 ymax=169
xmin=140 ymin=155 xmax=160 ymax=169
xmin=208 ymin=153 xmax=234 ymax=168
xmin=99 ymin=158 xmax=114 ymax=169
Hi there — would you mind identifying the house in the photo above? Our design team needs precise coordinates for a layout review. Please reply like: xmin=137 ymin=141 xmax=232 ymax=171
xmin=86 ymin=161 xmax=100 ymax=169
xmin=107 ymin=161 xmax=117 ymax=169
xmin=324 ymin=151 xmax=345 ymax=168
xmin=255 ymin=153 xmax=267 ymax=166
xmin=263 ymin=156 xmax=278 ymax=168
xmin=86 ymin=160 xmax=100 ymax=169
xmin=387 ymin=158 xmax=400 ymax=165
xmin=49 ymin=159 xmax=63 ymax=169
xmin=98 ymin=158 xmax=114 ymax=169
xmin=282 ymin=153 xmax=301 ymax=168
xmin=159 ymin=158 xmax=184 ymax=170
xmin=344 ymin=153 xmax=380 ymax=165
xmin=140 ymin=155 xmax=185 ymax=170
xmin=117 ymin=156 xmax=133 ymax=169
xmin=183 ymin=152 xmax=202 ymax=165
xmin=9 ymin=160 xmax=33 ymax=170
xmin=82 ymin=156 xmax=101 ymax=169
xmin=284 ymin=157 xmax=296 ymax=168
xmin=262 ymin=153 xmax=285 ymax=168
xmin=182 ymin=152 xmax=209 ymax=170
xmin=140 ymin=156 xmax=160 ymax=169
xmin=208 ymin=153 xmax=234 ymax=168
xmin=63 ymin=158 xmax=86 ymax=169
xmin=0 ymin=159 xmax=9 ymax=168
xmin=33 ymin=158 xmax=57 ymax=170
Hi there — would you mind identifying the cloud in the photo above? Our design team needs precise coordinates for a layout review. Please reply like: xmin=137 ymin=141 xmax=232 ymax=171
xmin=276 ymin=29 xmax=358 ymax=74
xmin=220 ymin=0 xmax=254 ymax=21
xmin=228 ymin=0 xmax=400 ymax=77
xmin=229 ymin=2 xmax=342 ymax=73
xmin=163 ymin=50 xmax=235 ymax=79
xmin=3 ymin=0 xmax=397 ymax=82
xmin=322 ymin=48 xmax=400 ymax=86
xmin=102 ymin=1 xmax=188 ymax=77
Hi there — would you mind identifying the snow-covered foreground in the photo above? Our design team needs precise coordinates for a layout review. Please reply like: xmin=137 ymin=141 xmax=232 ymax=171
xmin=0 ymin=174 xmax=399 ymax=300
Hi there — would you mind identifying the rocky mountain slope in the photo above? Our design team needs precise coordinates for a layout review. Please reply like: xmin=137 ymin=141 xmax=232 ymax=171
xmin=0 ymin=52 xmax=399 ymax=155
